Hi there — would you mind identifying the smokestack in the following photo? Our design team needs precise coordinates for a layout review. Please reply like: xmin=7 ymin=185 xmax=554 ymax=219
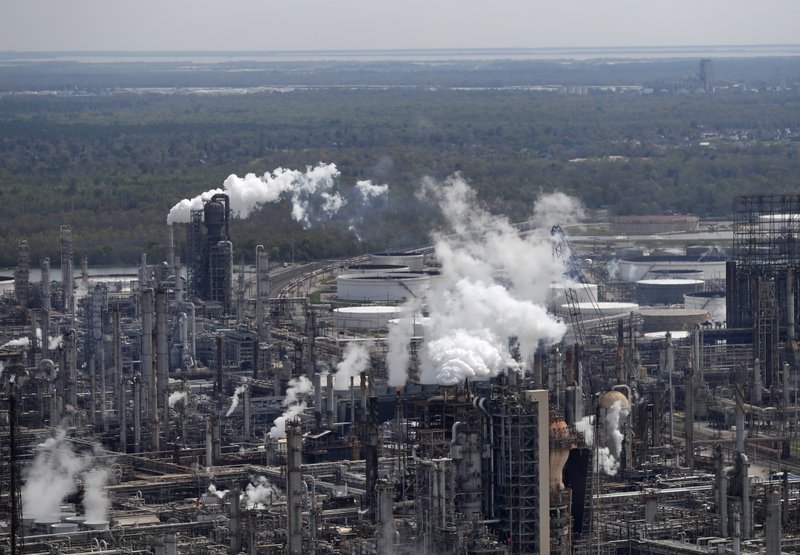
xmin=255 ymin=245 xmax=270 ymax=342
xmin=60 ymin=225 xmax=73 ymax=314
xmin=41 ymin=257 xmax=51 ymax=360
xmin=166 ymin=223 xmax=174 ymax=272
xmin=243 ymin=386 xmax=251 ymax=438
xmin=685 ymin=364 xmax=695 ymax=470
xmin=141 ymin=288 xmax=157 ymax=450
xmin=229 ymin=485 xmax=241 ymax=555
xmin=753 ymin=359 xmax=763 ymax=404
xmin=114 ymin=308 xmax=125 ymax=452
xmin=734 ymin=386 xmax=745 ymax=454
xmin=205 ymin=417 xmax=214 ymax=467
xmin=360 ymin=374 xmax=368 ymax=427
xmin=376 ymin=480 xmax=396 ymax=555
xmin=65 ymin=329 xmax=77 ymax=412
xmin=766 ymin=488 xmax=782 ymax=554
xmin=236 ymin=259 xmax=245 ymax=324
xmin=286 ymin=419 xmax=304 ymax=555
xmin=133 ymin=376 xmax=142 ymax=453
xmin=313 ymin=373 xmax=322 ymax=428
xmin=783 ymin=362 xmax=791 ymax=408
xmin=326 ymin=372 xmax=335 ymax=430
xmin=350 ymin=376 xmax=356 ymax=433
xmin=666 ymin=332 xmax=674 ymax=444
xmin=156 ymin=289 xmax=169 ymax=425
xmin=81 ymin=254 xmax=88 ymax=287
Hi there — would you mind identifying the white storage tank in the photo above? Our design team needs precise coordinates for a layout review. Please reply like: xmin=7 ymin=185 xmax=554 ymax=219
xmin=334 ymin=306 xmax=408 ymax=330
xmin=345 ymin=263 xmax=410 ymax=275
xmin=684 ymin=291 xmax=726 ymax=323
xmin=560 ymin=301 xmax=639 ymax=319
xmin=635 ymin=278 xmax=705 ymax=305
xmin=639 ymin=308 xmax=711 ymax=333
xmin=549 ymin=283 xmax=599 ymax=308
xmin=617 ymin=255 xmax=727 ymax=282
xmin=370 ymin=252 xmax=425 ymax=272
xmin=337 ymin=273 xmax=430 ymax=302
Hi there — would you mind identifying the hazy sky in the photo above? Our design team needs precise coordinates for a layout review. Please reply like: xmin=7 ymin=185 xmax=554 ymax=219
xmin=3 ymin=0 xmax=799 ymax=52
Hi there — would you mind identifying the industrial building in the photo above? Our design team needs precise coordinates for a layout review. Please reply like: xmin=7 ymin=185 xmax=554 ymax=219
xmin=1 ymin=191 xmax=800 ymax=554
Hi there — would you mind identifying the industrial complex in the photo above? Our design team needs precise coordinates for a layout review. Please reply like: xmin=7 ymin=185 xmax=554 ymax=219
xmin=2 ymin=190 xmax=800 ymax=554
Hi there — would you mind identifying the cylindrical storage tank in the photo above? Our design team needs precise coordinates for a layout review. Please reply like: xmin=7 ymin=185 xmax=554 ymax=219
xmin=370 ymin=252 xmax=424 ymax=272
xmin=617 ymin=255 xmax=727 ymax=282
xmin=639 ymin=308 xmax=710 ymax=333
xmin=549 ymin=283 xmax=598 ymax=308
xmin=337 ymin=273 xmax=430 ymax=302
xmin=83 ymin=520 xmax=110 ymax=531
xmin=345 ymin=263 xmax=409 ymax=275
xmin=684 ymin=291 xmax=726 ymax=323
xmin=34 ymin=516 xmax=61 ymax=533
xmin=51 ymin=522 xmax=79 ymax=534
xmin=648 ymin=268 xmax=703 ymax=280
xmin=635 ymin=279 xmax=704 ymax=306
xmin=560 ymin=302 xmax=639 ymax=319
xmin=64 ymin=516 xmax=86 ymax=526
xmin=334 ymin=306 xmax=407 ymax=330
xmin=686 ymin=245 xmax=726 ymax=257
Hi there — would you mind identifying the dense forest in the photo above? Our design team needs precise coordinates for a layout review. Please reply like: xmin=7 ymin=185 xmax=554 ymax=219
xmin=1 ymin=56 xmax=799 ymax=267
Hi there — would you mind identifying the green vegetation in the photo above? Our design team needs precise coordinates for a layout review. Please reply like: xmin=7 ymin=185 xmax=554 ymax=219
xmin=1 ymin=61 xmax=799 ymax=267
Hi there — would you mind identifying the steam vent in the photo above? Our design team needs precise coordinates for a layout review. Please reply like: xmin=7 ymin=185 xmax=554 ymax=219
xmin=3 ymin=190 xmax=800 ymax=555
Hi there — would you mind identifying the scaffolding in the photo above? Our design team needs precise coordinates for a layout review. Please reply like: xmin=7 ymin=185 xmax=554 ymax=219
xmin=729 ymin=193 xmax=800 ymax=328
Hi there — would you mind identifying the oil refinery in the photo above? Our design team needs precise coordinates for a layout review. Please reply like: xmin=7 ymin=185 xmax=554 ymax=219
xmin=2 ymin=188 xmax=800 ymax=555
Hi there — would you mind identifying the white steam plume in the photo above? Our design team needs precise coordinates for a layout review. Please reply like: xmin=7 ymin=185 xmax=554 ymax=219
xmin=168 ymin=390 xmax=189 ymax=408
xmin=575 ymin=399 xmax=629 ymax=476
xmin=243 ymin=476 xmax=281 ymax=509
xmin=2 ymin=337 xmax=30 ymax=349
xmin=208 ymin=484 xmax=228 ymax=499
xmin=49 ymin=336 xmax=63 ymax=351
xmin=356 ymin=180 xmax=389 ymax=200
xmin=392 ymin=175 xmax=579 ymax=386
xmin=269 ymin=375 xmax=313 ymax=439
xmin=226 ymin=384 xmax=248 ymax=417
xmin=83 ymin=467 xmax=110 ymax=522
xmin=166 ymin=163 xmax=392 ymax=230
xmin=334 ymin=342 xmax=371 ymax=390
xmin=22 ymin=429 xmax=93 ymax=520
xmin=387 ymin=316 xmax=415 ymax=388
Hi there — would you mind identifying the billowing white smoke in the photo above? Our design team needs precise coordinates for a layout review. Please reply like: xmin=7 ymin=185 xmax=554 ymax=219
xmin=575 ymin=399 xmax=629 ymax=476
xmin=388 ymin=176 xmax=579 ymax=386
xmin=208 ymin=484 xmax=228 ymax=499
xmin=334 ymin=342 xmax=371 ymax=390
xmin=83 ymin=467 xmax=110 ymax=522
xmin=168 ymin=390 xmax=189 ymax=408
xmin=2 ymin=337 xmax=30 ymax=349
xmin=167 ymin=163 xmax=389 ymax=229
xmin=268 ymin=375 xmax=313 ymax=439
xmin=387 ymin=316 xmax=415 ymax=388
xmin=242 ymin=476 xmax=281 ymax=509
xmin=49 ymin=336 xmax=63 ymax=351
xmin=356 ymin=180 xmax=389 ymax=200
xmin=226 ymin=384 xmax=248 ymax=417
xmin=22 ymin=430 xmax=93 ymax=520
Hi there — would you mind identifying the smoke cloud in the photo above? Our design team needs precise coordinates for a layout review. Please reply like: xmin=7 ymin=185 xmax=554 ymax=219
xmin=208 ymin=484 xmax=228 ymax=499
xmin=83 ymin=467 xmax=110 ymax=522
xmin=225 ymin=384 xmax=248 ymax=417
xmin=242 ymin=476 xmax=281 ymax=509
xmin=575 ymin=399 xmax=629 ymax=476
xmin=389 ymin=175 xmax=579 ymax=386
xmin=269 ymin=375 xmax=313 ymax=439
xmin=334 ymin=342 xmax=371 ymax=390
xmin=22 ymin=429 xmax=94 ymax=520
xmin=167 ymin=163 xmax=389 ymax=229
xmin=2 ymin=337 xmax=30 ymax=349
xmin=168 ymin=390 xmax=189 ymax=409
xmin=387 ymin=316 xmax=416 ymax=387
xmin=356 ymin=180 xmax=389 ymax=200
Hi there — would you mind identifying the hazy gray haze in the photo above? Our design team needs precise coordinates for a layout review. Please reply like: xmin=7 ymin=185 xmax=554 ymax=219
xmin=2 ymin=0 xmax=799 ymax=52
